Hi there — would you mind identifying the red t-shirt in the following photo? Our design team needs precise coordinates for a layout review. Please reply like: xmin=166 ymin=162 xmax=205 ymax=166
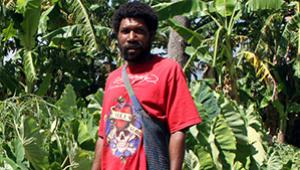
xmin=98 ymin=55 xmax=201 ymax=170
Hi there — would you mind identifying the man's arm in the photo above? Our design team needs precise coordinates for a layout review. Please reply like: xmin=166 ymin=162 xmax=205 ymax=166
xmin=92 ymin=137 xmax=103 ymax=170
xmin=169 ymin=130 xmax=186 ymax=170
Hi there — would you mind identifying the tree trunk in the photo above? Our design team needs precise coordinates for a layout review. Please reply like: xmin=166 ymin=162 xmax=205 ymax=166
xmin=277 ymin=130 xmax=285 ymax=144
xmin=167 ymin=15 xmax=189 ymax=67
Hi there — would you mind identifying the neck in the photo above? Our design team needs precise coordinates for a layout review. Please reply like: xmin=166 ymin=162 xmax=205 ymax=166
xmin=126 ymin=53 xmax=153 ymax=66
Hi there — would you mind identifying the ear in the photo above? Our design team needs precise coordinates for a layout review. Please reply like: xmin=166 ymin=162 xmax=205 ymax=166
xmin=149 ymin=32 xmax=156 ymax=42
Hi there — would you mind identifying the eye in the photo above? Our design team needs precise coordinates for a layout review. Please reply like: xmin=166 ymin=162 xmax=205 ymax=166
xmin=135 ymin=28 xmax=147 ymax=34
xmin=120 ymin=28 xmax=130 ymax=34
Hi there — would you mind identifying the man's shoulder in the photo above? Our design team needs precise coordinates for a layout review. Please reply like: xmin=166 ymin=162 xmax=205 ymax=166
xmin=106 ymin=67 xmax=122 ymax=82
xmin=153 ymin=55 xmax=181 ymax=70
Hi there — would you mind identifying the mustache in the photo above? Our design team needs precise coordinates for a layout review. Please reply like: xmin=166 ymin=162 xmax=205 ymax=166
xmin=124 ymin=41 xmax=143 ymax=50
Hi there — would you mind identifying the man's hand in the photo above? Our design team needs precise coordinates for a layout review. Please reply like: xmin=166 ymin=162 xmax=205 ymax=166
xmin=92 ymin=137 xmax=103 ymax=170
xmin=169 ymin=130 xmax=186 ymax=170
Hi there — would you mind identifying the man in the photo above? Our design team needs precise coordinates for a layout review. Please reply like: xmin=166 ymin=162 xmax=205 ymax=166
xmin=92 ymin=2 xmax=201 ymax=170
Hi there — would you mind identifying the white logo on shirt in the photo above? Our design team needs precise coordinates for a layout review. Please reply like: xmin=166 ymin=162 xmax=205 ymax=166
xmin=109 ymin=73 xmax=159 ymax=89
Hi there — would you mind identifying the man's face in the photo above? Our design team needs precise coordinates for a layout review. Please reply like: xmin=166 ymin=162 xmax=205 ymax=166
xmin=117 ymin=18 xmax=152 ymax=63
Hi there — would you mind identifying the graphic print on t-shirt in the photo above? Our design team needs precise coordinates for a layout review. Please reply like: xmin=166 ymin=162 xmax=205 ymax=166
xmin=105 ymin=97 xmax=142 ymax=161
xmin=108 ymin=73 xmax=159 ymax=90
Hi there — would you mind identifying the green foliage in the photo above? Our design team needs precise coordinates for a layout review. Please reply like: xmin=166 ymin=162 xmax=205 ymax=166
xmin=185 ymin=81 xmax=267 ymax=169
xmin=23 ymin=50 xmax=37 ymax=92
xmin=164 ymin=0 xmax=300 ymax=169
xmin=0 ymin=85 xmax=103 ymax=169
xmin=246 ymin=0 xmax=284 ymax=11
xmin=1 ymin=22 xmax=17 ymax=42
xmin=67 ymin=0 xmax=99 ymax=56
xmin=214 ymin=0 xmax=237 ymax=17
xmin=0 ymin=0 xmax=115 ymax=98
xmin=263 ymin=142 xmax=300 ymax=170
xmin=154 ymin=0 xmax=207 ymax=21
xmin=1 ymin=0 xmax=300 ymax=169
xmin=18 ymin=0 xmax=41 ymax=50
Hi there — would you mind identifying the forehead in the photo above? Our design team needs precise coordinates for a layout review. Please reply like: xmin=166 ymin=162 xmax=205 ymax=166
xmin=119 ymin=18 xmax=148 ymax=30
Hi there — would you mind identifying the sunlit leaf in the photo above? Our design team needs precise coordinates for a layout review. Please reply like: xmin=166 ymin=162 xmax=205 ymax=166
xmin=220 ymin=96 xmax=248 ymax=145
xmin=209 ymin=115 xmax=236 ymax=169
xmin=242 ymin=51 xmax=277 ymax=100
xmin=191 ymin=81 xmax=220 ymax=121
xmin=55 ymin=84 xmax=77 ymax=119
xmin=2 ymin=23 xmax=17 ymax=42
xmin=86 ymin=88 xmax=103 ymax=113
xmin=245 ymin=105 xmax=266 ymax=166
xmin=14 ymin=138 xmax=25 ymax=164
xmin=67 ymin=0 xmax=99 ymax=55
xmin=38 ymin=5 xmax=55 ymax=34
xmin=266 ymin=151 xmax=282 ymax=170
xmin=154 ymin=0 xmax=208 ymax=20
xmin=246 ymin=0 xmax=284 ymax=11
xmin=78 ymin=122 xmax=92 ymax=145
xmin=214 ymin=0 xmax=237 ymax=17
xmin=23 ymin=50 xmax=37 ymax=92
xmin=19 ymin=0 xmax=41 ymax=50
xmin=197 ymin=147 xmax=216 ymax=170
xmin=74 ymin=149 xmax=94 ymax=170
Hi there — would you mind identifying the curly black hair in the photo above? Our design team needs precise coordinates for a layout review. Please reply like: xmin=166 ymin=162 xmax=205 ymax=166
xmin=112 ymin=1 xmax=158 ymax=35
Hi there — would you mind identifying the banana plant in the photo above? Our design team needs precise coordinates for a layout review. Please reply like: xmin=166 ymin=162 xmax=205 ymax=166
xmin=184 ymin=81 xmax=266 ymax=169
xmin=0 ymin=85 xmax=102 ymax=169
xmin=16 ymin=0 xmax=41 ymax=93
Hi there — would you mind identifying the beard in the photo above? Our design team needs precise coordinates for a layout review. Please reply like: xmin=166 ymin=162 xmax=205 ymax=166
xmin=119 ymin=41 xmax=151 ymax=63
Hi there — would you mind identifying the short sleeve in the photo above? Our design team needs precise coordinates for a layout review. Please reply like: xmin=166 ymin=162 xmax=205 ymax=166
xmin=164 ymin=63 xmax=202 ymax=133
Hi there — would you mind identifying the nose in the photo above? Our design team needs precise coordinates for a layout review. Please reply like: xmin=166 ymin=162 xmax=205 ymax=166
xmin=128 ymin=31 xmax=136 ymax=41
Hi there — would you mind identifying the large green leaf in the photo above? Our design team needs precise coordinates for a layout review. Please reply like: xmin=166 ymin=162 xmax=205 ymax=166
xmin=42 ymin=25 xmax=79 ymax=40
xmin=68 ymin=0 xmax=99 ymax=55
xmin=282 ymin=13 xmax=300 ymax=44
xmin=191 ymin=81 xmax=220 ymax=121
xmin=14 ymin=138 xmax=25 ymax=164
xmin=245 ymin=105 xmax=266 ymax=166
xmin=73 ymin=149 xmax=94 ymax=170
xmin=168 ymin=18 xmax=204 ymax=48
xmin=196 ymin=147 xmax=216 ymax=170
xmin=77 ymin=119 xmax=97 ymax=146
xmin=86 ymin=88 xmax=103 ymax=114
xmin=77 ymin=122 xmax=90 ymax=144
xmin=0 ymin=156 xmax=20 ymax=170
xmin=282 ymin=12 xmax=300 ymax=74
xmin=55 ymin=84 xmax=77 ymax=119
xmin=209 ymin=115 xmax=237 ymax=169
xmin=220 ymin=96 xmax=248 ymax=145
xmin=18 ymin=0 xmax=41 ymax=50
xmin=214 ymin=0 xmax=237 ymax=17
xmin=184 ymin=46 xmax=212 ymax=71
xmin=246 ymin=0 xmax=284 ymax=11
xmin=153 ymin=0 xmax=208 ymax=20
xmin=38 ymin=5 xmax=55 ymax=34
xmin=23 ymin=50 xmax=37 ymax=92
xmin=2 ymin=22 xmax=17 ymax=41
xmin=184 ymin=149 xmax=201 ymax=170
xmin=23 ymin=117 xmax=48 ymax=170
xmin=266 ymin=151 xmax=282 ymax=170
xmin=42 ymin=24 xmax=110 ymax=50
